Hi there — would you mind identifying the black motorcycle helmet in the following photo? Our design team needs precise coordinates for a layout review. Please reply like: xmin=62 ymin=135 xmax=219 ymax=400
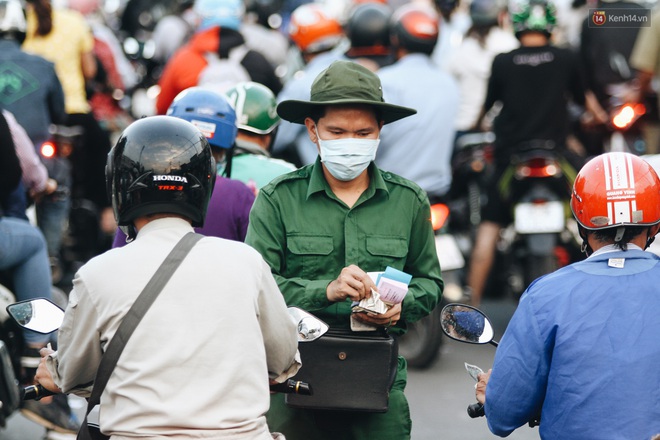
xmin=106 ymin=116 xmax=216 ymax=239
xmin=345 ymin=2 xmax=392 ymax=51
xmin=469 ymin=0 xmax=502 ymax=26
xmin=390 ymin=4 xmax=439 ymax=56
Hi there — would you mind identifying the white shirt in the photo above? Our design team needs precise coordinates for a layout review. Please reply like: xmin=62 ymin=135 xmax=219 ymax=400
xmin=47 ymin=218 xmax=299 ymax=439
xmin=446 ymin=28 xmax=519 ymax=131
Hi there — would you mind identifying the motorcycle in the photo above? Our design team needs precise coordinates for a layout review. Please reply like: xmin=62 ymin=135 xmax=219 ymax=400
xmin=598 ymin=52 xmax=649 ymax=155
xmin=397 ymin=202 xmax=465 ymax=369
xmin=5 ymin=299 xmax=326 ymax=401
xmin=439 ymin=303 xmax=540 ymax=427
xmin=490 ymin=143 xmax=582 ymax=300
xmin=0 ymin=282 xmax=21 ymax=428
xmin=604 ymin=82 xmax=647 ymax=154
xmin=0 ymin=280 xmax=67 ymax=430
xmin=447 ymin=131 xmax=496 ymax=245
xmin=40 ymin=125 xmax=112 ymax=287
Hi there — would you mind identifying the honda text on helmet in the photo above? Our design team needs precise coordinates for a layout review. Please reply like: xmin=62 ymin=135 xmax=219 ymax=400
xmin=570 ymin=152 xmax=660 ymax=248
xmin=106 ymin=116 xmax=216 ymax=240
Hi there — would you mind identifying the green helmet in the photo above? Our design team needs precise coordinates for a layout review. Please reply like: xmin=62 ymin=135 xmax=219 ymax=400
xmin=510 ymin=0 xmax=556 ymax=38
xmin=225 ymin=81 xmax=280 ymax=135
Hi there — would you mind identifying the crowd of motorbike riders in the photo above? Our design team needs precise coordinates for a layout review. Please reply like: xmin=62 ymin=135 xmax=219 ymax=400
xmin=1 ymin=0 xmax=660 ymax=437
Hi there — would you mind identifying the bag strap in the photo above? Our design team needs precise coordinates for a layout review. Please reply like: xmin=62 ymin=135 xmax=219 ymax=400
xmin=84 ymin=231 xmax=203 ymax=412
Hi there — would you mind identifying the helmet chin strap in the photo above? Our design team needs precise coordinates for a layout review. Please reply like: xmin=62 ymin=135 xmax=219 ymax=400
xmin=580 ymin=225 xmax=656 ymax=252
xmin=645 ymin=230 xmax=656 ymax=250
xmin=578 ymin=227 xmax=592 ymax=257
xmin=614 ymin=226 xmax=625 ymax=243
xmin=120 ymin=224 xmax=137 ymax=243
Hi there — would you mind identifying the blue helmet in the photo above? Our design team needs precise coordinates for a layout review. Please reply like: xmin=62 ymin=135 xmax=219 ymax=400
xmin=193 ymin=0 xmax=244 ymax=31
xmin=167 ymin=87 xmax=238 ymax=150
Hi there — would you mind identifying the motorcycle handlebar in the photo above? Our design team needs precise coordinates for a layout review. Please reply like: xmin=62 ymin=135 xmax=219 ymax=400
xmin=23 ymin=379 xmax=313 ymax=401
xmin=467 ymin=402 xmax=485 ymax=418
xmin=270 ymin=379 xmax=313 ymax=396
xmin=22 ymin=384 xmax=56 ymax=401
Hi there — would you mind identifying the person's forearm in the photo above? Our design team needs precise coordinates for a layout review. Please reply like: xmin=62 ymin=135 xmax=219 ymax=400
xmin=81 ymin=51 xmax=97 ymax=80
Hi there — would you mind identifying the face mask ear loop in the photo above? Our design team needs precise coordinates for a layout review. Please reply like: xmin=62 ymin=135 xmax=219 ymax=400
xmin=614 ymin=226 xmax=625 ymax=243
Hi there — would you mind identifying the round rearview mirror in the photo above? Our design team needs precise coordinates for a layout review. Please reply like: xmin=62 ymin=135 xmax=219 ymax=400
xmin=6 ymin=298 xmax=65 ymax=334
xmin=440 ymin=303 xmax=494 ymax=345
xmin=287 ymin=307 xmax=329 ymax=342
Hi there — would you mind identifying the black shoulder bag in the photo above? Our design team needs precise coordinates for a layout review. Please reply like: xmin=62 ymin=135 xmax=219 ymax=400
xmin=77 ymin=232 xmax=203 ymax=440
xmin=285 ymin=327 xmax=398 ymax=412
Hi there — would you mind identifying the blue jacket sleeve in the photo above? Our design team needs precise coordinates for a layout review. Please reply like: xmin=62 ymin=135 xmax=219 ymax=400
xmin=485 ymin=292 xmax=549 ymax=436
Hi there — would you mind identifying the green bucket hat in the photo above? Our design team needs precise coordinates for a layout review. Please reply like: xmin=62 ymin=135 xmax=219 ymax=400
xmin=277 ymin=60 xmax=417 ymax=125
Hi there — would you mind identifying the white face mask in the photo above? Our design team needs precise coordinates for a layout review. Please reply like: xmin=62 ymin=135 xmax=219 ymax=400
xmin=316 ymin=128 xmax=380 ymax=181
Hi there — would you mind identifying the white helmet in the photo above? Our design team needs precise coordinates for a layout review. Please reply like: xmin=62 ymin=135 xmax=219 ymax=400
xmin=0 ymin=0 xmax=26 ymax=40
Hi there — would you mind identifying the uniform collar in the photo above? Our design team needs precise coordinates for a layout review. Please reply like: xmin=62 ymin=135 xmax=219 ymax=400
xmin=306 ymin=158 xmax=389 ymax=201
xmin=135 ymin=217 xmax=195 ymax=239
xmin=587 ymin=243 xmax=645 ymax=259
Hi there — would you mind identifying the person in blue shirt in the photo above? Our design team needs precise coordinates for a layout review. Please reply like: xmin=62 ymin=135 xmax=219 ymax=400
xmin=376 ymin=3 xmax=459 ymax=203
xmin=272 ymin=2 xmax=346 ymax=167
xmin=475 ymin=151 xmax=660 ymax=439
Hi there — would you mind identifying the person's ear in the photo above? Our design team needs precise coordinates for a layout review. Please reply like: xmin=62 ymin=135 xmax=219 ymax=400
xmin=304 ymin=117 xmax=318 ymax=143
xmin=650 ymin=224 xmax=660 ymax=238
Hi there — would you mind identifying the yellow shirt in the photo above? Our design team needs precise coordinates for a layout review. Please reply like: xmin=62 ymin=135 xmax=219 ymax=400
xmin=23 ymin=8 xmax=94 ymax=114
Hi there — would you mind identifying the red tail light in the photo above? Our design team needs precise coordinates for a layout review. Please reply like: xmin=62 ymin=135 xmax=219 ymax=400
xmin=612 ymin=103 xmax=645 ymax=129
xmin=516 ymin=158 xmax=560 ymax=178
xmin=40 ymin=141 xmax=57 ymax=158
xmin=430 ymin=203 xmax=450 ymax=231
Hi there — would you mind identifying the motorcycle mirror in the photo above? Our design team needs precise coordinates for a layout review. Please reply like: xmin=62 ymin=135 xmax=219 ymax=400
xmin=6 ymin=298 xmax=65 ymax=334
xmin=288 ymin=307 xmax=328 ymax=343
xmin=440 ymin=303 xmax=497 ymax=346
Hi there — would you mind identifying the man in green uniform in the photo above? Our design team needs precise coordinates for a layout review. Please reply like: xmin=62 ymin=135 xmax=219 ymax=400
xmin=245 ymin=60 xmax=444 ymax=440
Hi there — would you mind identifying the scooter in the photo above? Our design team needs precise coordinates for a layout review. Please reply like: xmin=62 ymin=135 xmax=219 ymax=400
xmin=606 ymin=83 xmax=647 ymax=154
xmin=396 ymin=202 xmax=465 ymax=370
xmin=6 ymin=299 xmax=326 ymax=400
xmin=448 ymin=131 xmax=496 ymax=243
xmin=0 ymin=278 xmax=68 ymax=430
xmin=40 ymin=125 xmax=112 ymax=287
xmin=439 ymin=303 xmax=539 ymax=426
xmin=0 ymin=282 xmax=21 ymax=428
xmin=494 ymin=143 xmax=582 ymax=300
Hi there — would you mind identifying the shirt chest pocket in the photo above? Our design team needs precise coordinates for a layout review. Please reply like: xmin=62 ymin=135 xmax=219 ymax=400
xmin=287 ymin=235 xmax=334 ymax=279
xmin=366 ymin=236 xmax=408 ymax=269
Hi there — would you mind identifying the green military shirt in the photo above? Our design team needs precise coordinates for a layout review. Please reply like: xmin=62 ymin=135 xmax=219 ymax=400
xmin=245 ymin=158 xmax=444 ymax=331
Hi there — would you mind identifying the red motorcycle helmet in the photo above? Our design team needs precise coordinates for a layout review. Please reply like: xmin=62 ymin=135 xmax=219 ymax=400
xmin=390 ymin=3 xmax=439 ymax=55
xmin=288 ymin=3 xmax=344 ymax=54
xmin=570 ymin=152 xmax=660 ymax=231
